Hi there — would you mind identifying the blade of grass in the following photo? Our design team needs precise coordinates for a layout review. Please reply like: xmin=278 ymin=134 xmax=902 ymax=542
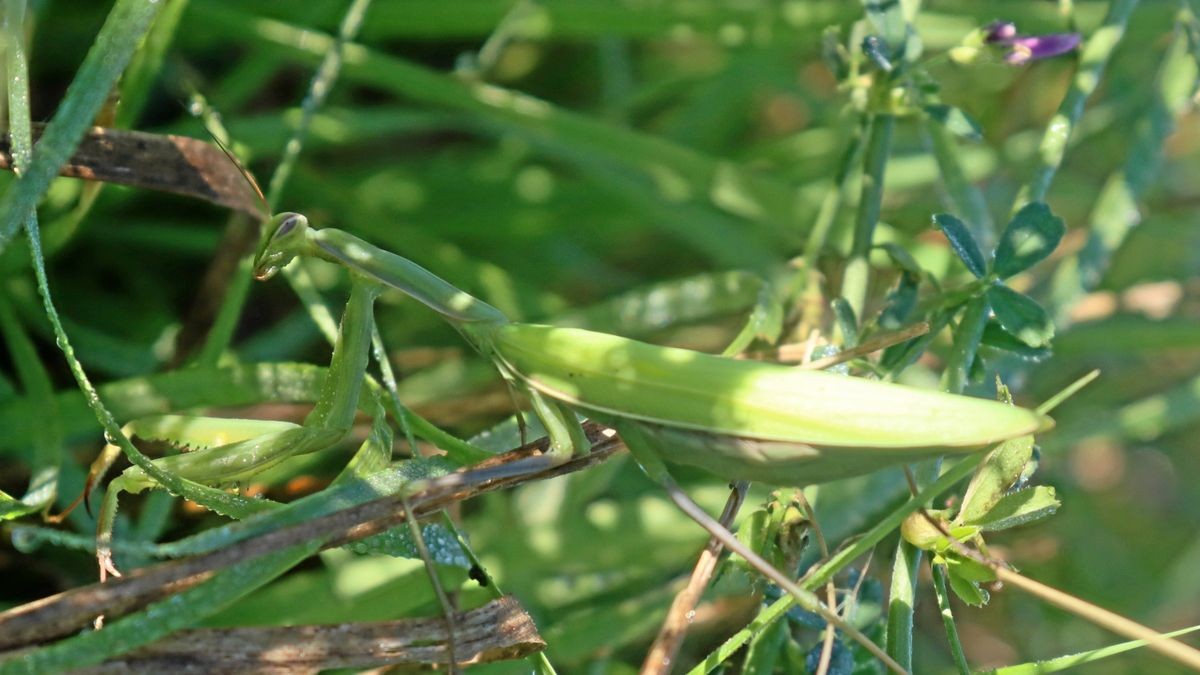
xmin=189 ymin=5 xmax=805 ymax=262
xmin=0 ymin=0 xmax=60 ymax=518
xmin=980 ymin=624 xmax=1200 ymax=674
xmin=194 ymin=0 xmax=375 ymax=367
xmin=1011 ymin=0 xmax=1141 ymax=211
xmin=0 ymin=0 xmax=163 ymax=252
xmin=1049 ymin=8 xmax=1199 ymax=319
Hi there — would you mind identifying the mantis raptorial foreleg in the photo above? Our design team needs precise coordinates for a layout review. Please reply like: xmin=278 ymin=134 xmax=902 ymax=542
xmin=249 ymin=212 xmax=1053 ymax=673
xmin=70 ymin=279 xmax=381 ymax=580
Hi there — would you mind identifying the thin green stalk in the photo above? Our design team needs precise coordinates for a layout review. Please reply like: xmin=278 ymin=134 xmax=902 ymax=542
xmin=265 ymin=0 xmax=374 ymax=213
xmin=931 ymin=564 xmax=970 ymax=674
xmin=115 ymin=0 xmax=189 ymax=128
xmin=0 ymin=0 xmax=59 ymax=517
xmin=982 ymin=625 xmax=1200 ymax=674
xmin=1050 ymin=8 xmax=1198 ymax=321
xmin=803 ymin=114 xmax=866 ymax=272
xmin=197 ymin=0 xmax=374 ymax=365
xmin=470 ymin=0 xmax=542 ymax=76
xmin=841 ymin=113 xmax=894 ymax=319
xmin=790 ymin=108 xmax=868 ymax=340
xmin=190 ymin=4 xmax=805 ymax=247
xmin=940 ymin=295 xmax=988 ymax=394
xmin=923 ymin=117 xmax=993 ymax=249
xmin=1011 ymin=0 xmax=1142 ymax=211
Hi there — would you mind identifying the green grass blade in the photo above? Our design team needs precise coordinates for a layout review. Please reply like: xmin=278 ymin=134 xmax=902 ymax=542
xmin=0 ymin=0 xmax=163 ymax=251
xmin=1011 ymin=0 xmax=1141 ymax=211
xmin=980 ymin=624 xmax=1200 ymax=674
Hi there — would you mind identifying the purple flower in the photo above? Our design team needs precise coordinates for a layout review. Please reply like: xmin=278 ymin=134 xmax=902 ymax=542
xmin=983 ymin=21 xmax=1081 ymax=64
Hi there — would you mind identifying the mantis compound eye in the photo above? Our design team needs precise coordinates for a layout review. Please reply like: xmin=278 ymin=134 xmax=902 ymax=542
xmin=275 ymin=213 xmax=301 ymax=237
xmin=271 ymin=212 xmax=308 ymax=241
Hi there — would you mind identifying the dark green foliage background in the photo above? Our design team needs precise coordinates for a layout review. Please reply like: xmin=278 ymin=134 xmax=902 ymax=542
xmin=1 ymin=1 xmax=1199 ymax=673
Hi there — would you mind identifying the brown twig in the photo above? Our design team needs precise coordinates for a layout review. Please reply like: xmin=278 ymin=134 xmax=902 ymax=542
xmin=0 ymin=424 xmax=621 ymax=652
xmin=46 ymin=596 xmax=540 ymax=674
xmin=640 ymin=481 xmax=748 ymax=675
xmin=794 ymin=491 xmax=837 ymax=675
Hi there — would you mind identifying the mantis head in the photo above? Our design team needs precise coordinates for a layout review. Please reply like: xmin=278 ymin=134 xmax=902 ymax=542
xmin=254 ymin=212 xmax=310 ymax=280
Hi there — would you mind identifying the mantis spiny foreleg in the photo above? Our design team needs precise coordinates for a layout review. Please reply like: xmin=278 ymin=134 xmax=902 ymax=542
xmin=81 ymin=277 xmax=380 ymax=580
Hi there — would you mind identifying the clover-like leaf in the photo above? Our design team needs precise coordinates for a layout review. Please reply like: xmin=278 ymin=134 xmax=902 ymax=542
xmin=980 ymin=321 xmax=1052 ymax=361
xmin=805 ymin=639 xmax=854 ymax=675
xmin=987 ymin=283 xmax=1055 ymax=347
xmin=879 ymin=272 xmax=919 ymax=329
xmin=994 ymin=202 xmax=1065 ymax=278
xmin=832 ymin=297 xmax=859 ymax=347
xmin=862 ymin=0 xmax=908 ymax=61
xmin=877 ymin=241 xmax=925 ymax=277
xmin=925 ymin=104 xmax=983 ymax=141
xmin=946 ymin=565 xmax=991 ymax=606
xmin=956 ymin=433 xmax=1035 ymax=526
xmin=934 ymin=213 xmax=988 ymax=278
xmin=969 ymin=486 xmax=1061 ymax=531
xmin=946 ymin=554 xmax=997 ymax=584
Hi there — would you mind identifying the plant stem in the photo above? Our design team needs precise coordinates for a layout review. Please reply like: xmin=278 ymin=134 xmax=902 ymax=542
xmin=1011 ymin=0 xmax=1141 ymax=212
xmin=932 ymin=564 xmax=970 ymax=675
xmin=842 ymin=113 xmax=894 ymax=320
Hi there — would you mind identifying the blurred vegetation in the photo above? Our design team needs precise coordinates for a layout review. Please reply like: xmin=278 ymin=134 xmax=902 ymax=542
xmin=1 ymin=0 xmax=1199 ymax=673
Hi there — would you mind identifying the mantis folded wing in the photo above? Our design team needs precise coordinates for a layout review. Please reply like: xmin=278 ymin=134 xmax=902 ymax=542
xmin=249 ymin=212 xmax=1053 ymax=673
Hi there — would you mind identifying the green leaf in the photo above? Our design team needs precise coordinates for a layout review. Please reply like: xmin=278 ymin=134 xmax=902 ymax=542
xmin=879 ymin=272 xmax=919 ymax=330
xmin=956 ymin=434 xmax=1035 ymax=526
xmin=876 ymin=241 xmax=926 ymax=277
xmin=987 ymin=284 xmax=1055 ymax=347
xmin=925 ymin=104 xmax=982 ymax=141
xmin=0 ymin=0 xmax=164 ymax=251
xmin=945 ymin=554 xmax=996 ymax=584
xmin=982 ymin=625 xmax=1200 ymax=674
xmin=832 ymin=297 xmax=859 ymax=347
xmin=980 ymin=321 xmax=1052 ymax=361
xmin=861 ymin=0 xmax=908 ymax=59
xmin=994 ymin=202 xmax=1065 ymax=278
xmin=947 ymin=569 xmax=989 ymax=607
xmin=0 ymin=490 xmax=32 ymax=520
xmin=969 ymin=486 xmax=1061 ymax=531
xmin=933 ymin=213 xmax=987 ymax=278
xmin=349 ymin=523 xmax=471 ymax=568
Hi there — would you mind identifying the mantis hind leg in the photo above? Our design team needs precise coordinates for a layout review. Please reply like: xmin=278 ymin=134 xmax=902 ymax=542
xmin=48 ymin=415 xmax=302 ymax=523
xmin=443 ymin=389 xmax=591 ymax=489
xmin=85 ymin=415 xmax=307 ymax=581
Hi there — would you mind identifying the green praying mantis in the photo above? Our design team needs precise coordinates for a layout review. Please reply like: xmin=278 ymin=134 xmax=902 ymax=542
xmin=77 ymin=208 xmax=1051 ymax=673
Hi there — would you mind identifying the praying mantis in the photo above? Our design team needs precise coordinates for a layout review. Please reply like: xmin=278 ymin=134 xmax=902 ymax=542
xmin=75 ymin=202 xmax=1050 ymax=672
xmin=247 ymin=211 xmax=1050 ymax=672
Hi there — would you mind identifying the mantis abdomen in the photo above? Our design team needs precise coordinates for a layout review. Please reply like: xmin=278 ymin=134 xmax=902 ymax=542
xmin=485 ymin=323 xmax=1051 ymax=482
